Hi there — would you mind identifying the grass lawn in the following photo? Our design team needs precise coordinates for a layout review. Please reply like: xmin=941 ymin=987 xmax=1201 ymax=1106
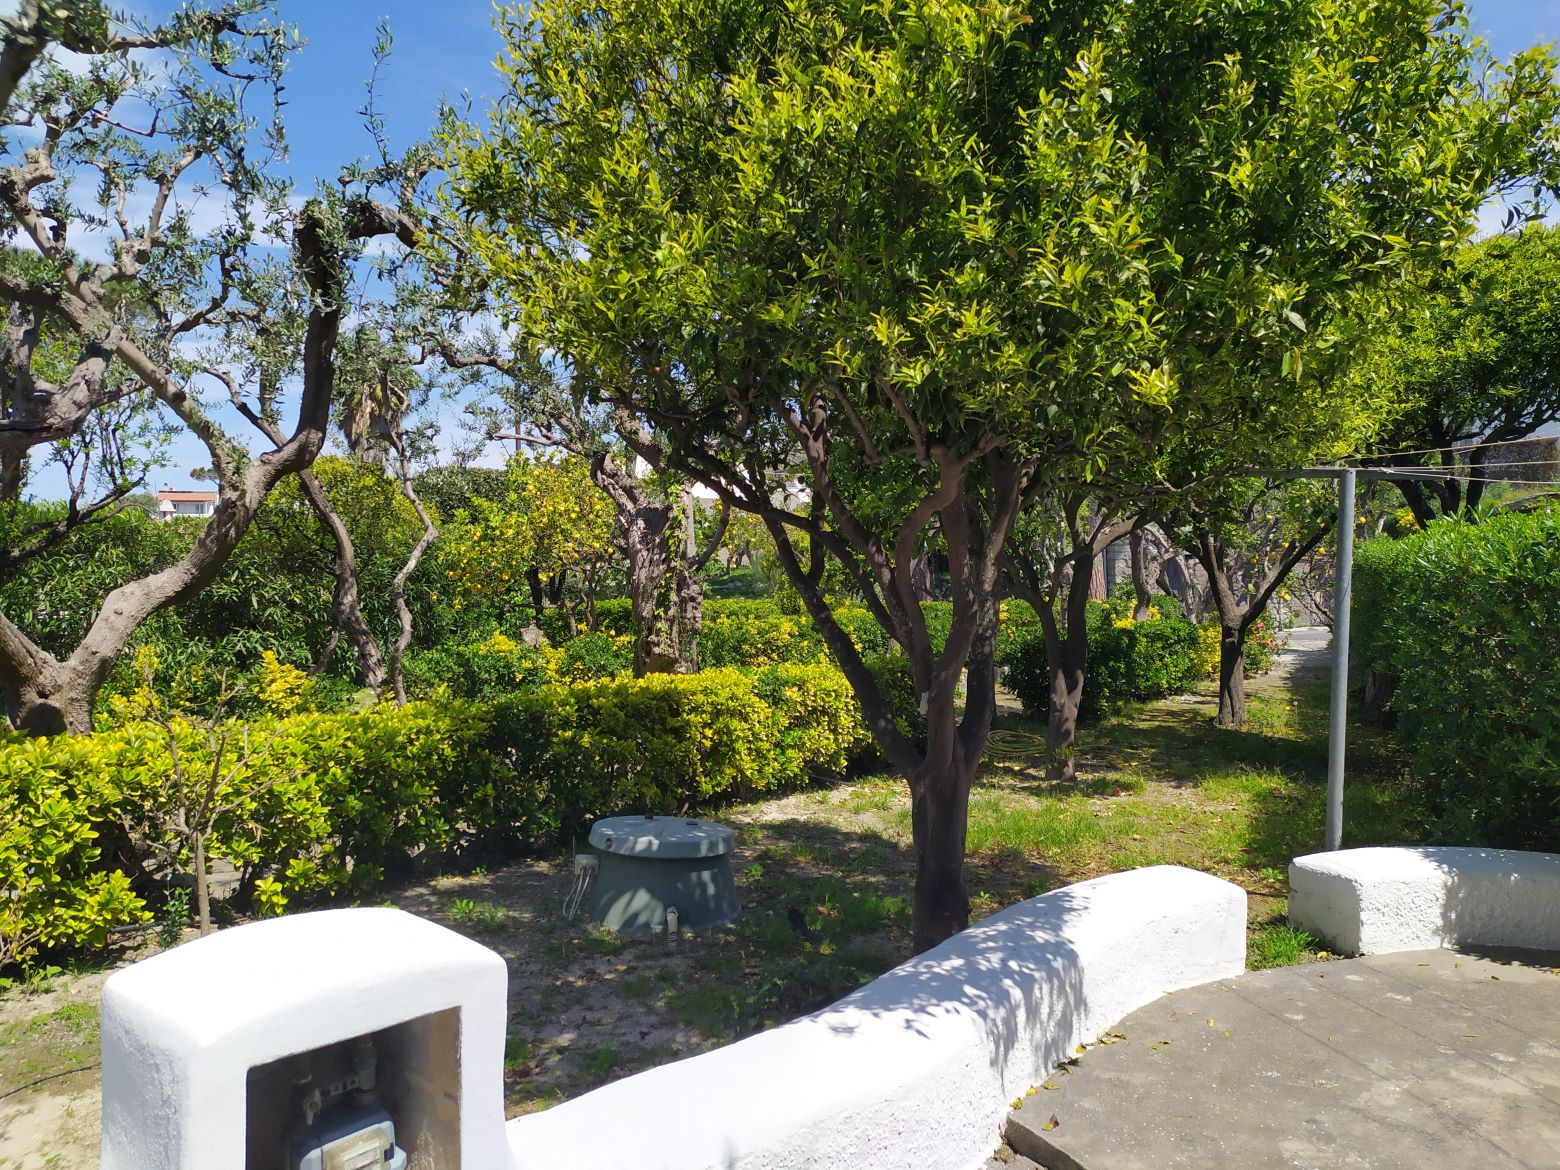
xmin=0 ymin=643 xmax=1429 ymax=1157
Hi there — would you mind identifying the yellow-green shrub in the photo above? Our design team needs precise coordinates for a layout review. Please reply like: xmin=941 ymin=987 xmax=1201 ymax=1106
xmin=1190 ymin=622 xmax=1222 ymax=680
xmin=1 ymin=661 xmax=888 ymax=967
xmin=0 ymin=732 xmax=149 ymax=969
xmin=754 ymin=663 xmax=876 ymax=780
xmin=0 ymin=700 xmax=492 ymax=965
xmin=698 ymin=603 xmax=827 ymax=667
xmin=483 ymin=666 xmax=873 ymax=835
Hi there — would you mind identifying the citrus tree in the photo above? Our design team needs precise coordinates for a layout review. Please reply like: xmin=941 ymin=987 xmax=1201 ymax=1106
xmin=436 ymin=454 xmax=617 ymax=634
xmin=1356 ymin=224 xmax=1560 ymax=524
xmin=445 ymin=0 xmax=1560 ymax=949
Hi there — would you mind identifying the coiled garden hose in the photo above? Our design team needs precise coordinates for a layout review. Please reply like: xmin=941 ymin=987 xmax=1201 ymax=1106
xmin=983 ymin=728 xmax=1052 ymax=762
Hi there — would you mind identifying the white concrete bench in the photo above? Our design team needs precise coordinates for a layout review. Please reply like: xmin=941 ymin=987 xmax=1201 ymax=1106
xmin=96 ymin=867 xmax=1245 ymax=1170
xmin=506 ymin=865 xmax=1246 ymax=1170
xmin=100 ymin=908 xmax=509 ymax=1170
xmin=1289 ymin=846 xmax=1560 ymax=956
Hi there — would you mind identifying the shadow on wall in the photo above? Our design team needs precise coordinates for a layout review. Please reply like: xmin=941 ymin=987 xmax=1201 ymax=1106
xmin=815 ymin=888 xmax=1093 ymax=1076
xmin=707 ymin=898 xmax=1095 ymax=1170
xmin=1430 ymin=846 xmax=1560 ymax=951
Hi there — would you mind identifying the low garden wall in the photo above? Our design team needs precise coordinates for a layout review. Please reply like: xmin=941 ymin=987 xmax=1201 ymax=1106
xmin=97 ymin=866 xmax=1246 ymax=1170
xmin=1289 ymin=846 xmax=1560 ymax=955
xmin=505 ymin=865 xmax=1246 ymax=1170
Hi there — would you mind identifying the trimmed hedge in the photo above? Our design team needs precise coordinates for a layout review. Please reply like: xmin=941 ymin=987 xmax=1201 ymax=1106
xmin=1 ymin=662 xmax=883 ymax=969
xmin=1002 ymin=598 xmax=1199 ymax=720
xmin=0 ymin=732 xmax=148 ymax=969
xmin=1354 ymin=510 xmax=1560 ymax=850
xmin=488 ymin=665 xmax=875 ymax=836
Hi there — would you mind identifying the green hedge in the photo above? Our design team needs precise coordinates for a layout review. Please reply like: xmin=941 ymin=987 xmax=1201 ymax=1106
xmin=1 ymin=662 xmax=884 ymax=969
xmin=1001 ymin=598 xmax=1199 ymax=720
xmin=487 ymin=665 xmax=874 ymax=837
xmin=0 ymin=732 xmax=148 ymax=969
xmin=514 ymin=597 xmax=896 ymax=681
xmin=1353 ymin=510 xmax=1560 ymax=849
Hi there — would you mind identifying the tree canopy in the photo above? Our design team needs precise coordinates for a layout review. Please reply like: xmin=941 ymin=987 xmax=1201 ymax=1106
xmin=1356 ymin=224 xmax=1560 ymax=523
xmin=443 ymin=0 xmax=1560 ymax=948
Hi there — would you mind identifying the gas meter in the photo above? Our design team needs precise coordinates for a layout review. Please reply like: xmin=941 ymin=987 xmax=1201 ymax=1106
xmin=284 ymin=1036 xmax=408 ymax=1170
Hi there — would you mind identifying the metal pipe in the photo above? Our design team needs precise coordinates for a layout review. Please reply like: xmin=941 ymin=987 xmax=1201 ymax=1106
xmin=1325 ymin=468 xmax=1356 ymax=852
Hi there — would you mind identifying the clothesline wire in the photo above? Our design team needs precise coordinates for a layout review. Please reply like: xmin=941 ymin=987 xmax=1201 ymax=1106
xmin=1364 ymin=471 xmax=1559 ymax=487
xmin=1354 ymin=434 xmax=1560 ymax=460
xmin=1372 ymin=461 xmax=1560 ymax=474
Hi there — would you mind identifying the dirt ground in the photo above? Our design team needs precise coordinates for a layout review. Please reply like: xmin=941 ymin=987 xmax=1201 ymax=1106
xmin=0 ymin=973 xmax=110 ymax=1170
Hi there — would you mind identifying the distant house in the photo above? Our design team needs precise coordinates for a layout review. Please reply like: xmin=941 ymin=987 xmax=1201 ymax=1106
xmin=155 ymin=487 xmax=218 ymax=520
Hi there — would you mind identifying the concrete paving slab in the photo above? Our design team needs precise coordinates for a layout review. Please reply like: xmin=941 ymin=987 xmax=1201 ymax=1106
xmin=1005 ymin=949 xmax=1560 ymax=1170
xmin=985 ymin=1153 xmax=1044 ymax=1170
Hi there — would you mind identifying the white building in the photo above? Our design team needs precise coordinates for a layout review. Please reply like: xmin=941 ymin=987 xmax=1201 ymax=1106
xmin=155 ymin=488 xmax=218 ymax=520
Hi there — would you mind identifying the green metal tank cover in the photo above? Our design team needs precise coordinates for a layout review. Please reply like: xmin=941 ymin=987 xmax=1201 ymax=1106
xmin=586 ymin=815 xmax=741 ymax=932
xmin=588 ymin=816 xmax=736 ymax=859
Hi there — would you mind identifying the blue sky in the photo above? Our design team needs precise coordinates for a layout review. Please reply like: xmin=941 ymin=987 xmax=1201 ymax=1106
xmin=268 ymin=3 xmax=507 ymax=191
xmin=13 ymin=1 xmax=1560 ymax=495
xmin=282 ymin=0 xmax=1558 ymax=186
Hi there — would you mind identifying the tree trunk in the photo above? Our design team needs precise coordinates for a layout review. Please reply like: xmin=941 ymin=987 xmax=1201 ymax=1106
xmin=1130 ymin=529 xmax=1153 ymax=621
xmin=1088 ymin=555 xmax=1108 ymax=600
xmin=591 ymin=455 xmax=680 ymax=675
xmin=626 ymin=504 xmax=678 ymax=675
xmin=1361 ymin=668 xmax=1396 ymax=724
xmin=1043 ymin=552 xmax=1093 ymax=783
xmin=673 ymin=562 xmax=703 ymax=673
xmin=908 ymin=727 xmax=976 ymax=953
xmin=1395 ymin=480 xmax=1437 ymax=530
xmin=1216 ymin=625 xmax=1246 ymax=729
xmin=526 ymin=565 xmax=545 ymax=626
xmin=390 ymin=469 xmax=438 ymax=707
xmin=192 ymin=831 xmax=212 ymax=936
xmin=5 ymin=662 xmax=94 ymax=735
xmin=296 ymin=468 xmax=386 ymax=691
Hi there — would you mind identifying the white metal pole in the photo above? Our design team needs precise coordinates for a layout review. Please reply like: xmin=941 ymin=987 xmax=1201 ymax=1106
xmin=1325 ymin=468 xmax=1356 ymax=852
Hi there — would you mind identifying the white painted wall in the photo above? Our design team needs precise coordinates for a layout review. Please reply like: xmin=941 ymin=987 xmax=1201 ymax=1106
xmin=97 ymin=867 xmax=1247 ymax=1170
xmin=1289 ymin=846 xmax=1560 ymax=955
xmin=505 ymin=865 xmax=1246 ymax=1170
xmin=99 ymin=907 xmax=508 ymax=1170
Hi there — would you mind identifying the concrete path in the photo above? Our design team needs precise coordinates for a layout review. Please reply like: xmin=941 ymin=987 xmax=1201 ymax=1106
xmin=1004 ymin=949 xmax=1560 ymax=1170
xmin=1251 ymin=624 xmax=1331 ymax=694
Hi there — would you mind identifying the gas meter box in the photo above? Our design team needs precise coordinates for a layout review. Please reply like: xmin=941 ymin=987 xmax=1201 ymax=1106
xmin=99 ymin=908 xmax=508 ymax=1170
xmin=290 ymin=1097 xmax=406 ymax=1170
xmin=261 ymin=1032 xmax=412 ymax=1170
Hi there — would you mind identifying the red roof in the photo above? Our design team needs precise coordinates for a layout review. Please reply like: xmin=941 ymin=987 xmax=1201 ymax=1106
xmin=157 ymin=490 xmax=218 ymax=502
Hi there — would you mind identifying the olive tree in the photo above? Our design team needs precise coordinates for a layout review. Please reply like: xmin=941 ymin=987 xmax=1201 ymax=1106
xmin=0 ymin=3 xmax=420 ymax=732
xmin=445 ymin=0 xmax=1560 ymax=949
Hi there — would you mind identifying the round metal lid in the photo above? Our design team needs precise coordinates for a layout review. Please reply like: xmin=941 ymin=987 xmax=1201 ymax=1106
xmin=588 ymin=815 xmax=736 ymax=859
